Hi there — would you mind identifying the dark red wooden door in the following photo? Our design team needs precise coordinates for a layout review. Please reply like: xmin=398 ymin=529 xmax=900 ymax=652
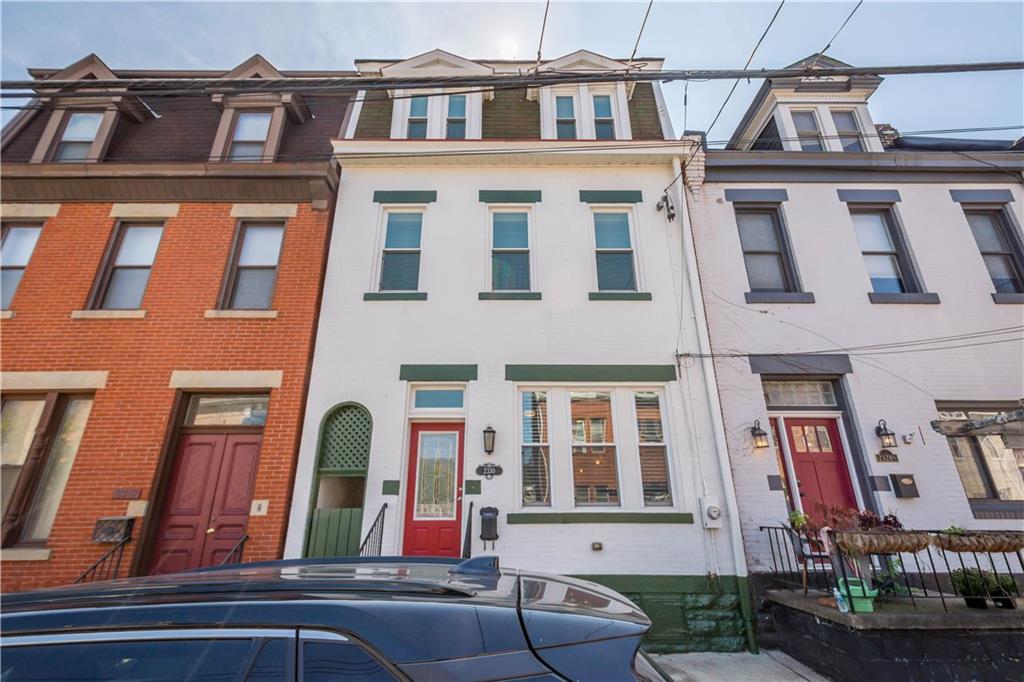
xmin=149 ymin=433 xmax=260 ymax=574
xmin=784 ymin=418 xmax=857 ymax=523
xmin=402 ymin=423 xmax=464 ymax=557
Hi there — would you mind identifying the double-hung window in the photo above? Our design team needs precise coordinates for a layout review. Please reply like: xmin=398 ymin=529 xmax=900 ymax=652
xmin=446 ymin=95 xmax=466 ymax=140
xmin=1 ymin=394 xmax=93 ymax=546
xmin=93 ymin=223 xmax=163 ymax=309
xmin=964 ymin=210 xmax=1024 ymax=294
xmin=593 ymin=211 xmax=637 ymax=291
xmin=1 ymin=224 xmax=42 ymax=309
xmin=635 ymin=391 xmax=672 ymax=506
xmin=735 ymin=208 xmax=796 ymax=292
xmin=938 ymin=407 xmax=1024 ymax=508
xmin=521 ymin=391 xmax=550 ymax=506
xmin=792 ymin=111 xmax=823 ymax=151
xmin=379 ymin=211 xmax=423 ymax=291
xmin=407 ymin=96 xmax=429 ymax=139
xmin=593 ymin=95 xmax=615 ymax=140
xmin=555 ymin=96 xmax=577 ymax=140
xmin=851 ymin=209 xmax=914 ymax=294
xmin=831 ymin=110 xmax=864 ymax=152
xmin=54 ymin=111 xmax=103 ymax=162
xmin=571 ymin=391 xmax=619 ymax=506
xmin=222 ymin=223 xmax=284 ymax=309
xmin=228 ymin=111 xmax=272 ymax=161
xmin=491 ymin=211 xmax=530 ymax=291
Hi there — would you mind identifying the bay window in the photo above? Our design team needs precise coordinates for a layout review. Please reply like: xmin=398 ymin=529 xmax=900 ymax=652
xmin=939 ymin=407 xmax=1024 ymax=511
xmin=571 ymin=391 xmax=619 ymax=506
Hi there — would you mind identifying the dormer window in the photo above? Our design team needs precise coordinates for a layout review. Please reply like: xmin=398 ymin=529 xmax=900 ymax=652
xmin=593 ymin=95 xmax=615 ymax=140
xmin=831 ymin=110 xmax=864 ymax=152
xmin=407 ymin=96 xmax=429 ymax=139
xmin=228 ymin=111 xmax=272 ymax=161
xmin=54 ymin=111 xmax=103 ymax=162
xmin=792 ymin=111 xmax=823 ymax=151
xmin=555 ymin=96 xmax=577 ymax=140
xmin=446 ymin=95 xmax=467 ymax=139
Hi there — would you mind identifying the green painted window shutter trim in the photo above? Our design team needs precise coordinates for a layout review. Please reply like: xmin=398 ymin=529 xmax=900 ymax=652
xmin=372 ymin=190 xmax=437 ymax=203
xmin=505 ymin=364 xmax=677 ymax=382
xmin=589 ymin=292 xmax=652 ymax=301
xmin=579 ymin=190 xmax=643 ymax=203
xmin=400 ymin=364 xmax=479 ymax=381
xmin=479 ymin=190 xmax=543 ymax=203
xmin=479 ymin=292 xmax=542 ymax=300
xmin=464 ymin=480 xmax=482 ymax=495
xmin=363 ymin=292 xmax=428 ymax=301
xmin=506 ymin=512 xmax=693 ymax=524
xmin=381 ymin=480 xmax=400 ymax=495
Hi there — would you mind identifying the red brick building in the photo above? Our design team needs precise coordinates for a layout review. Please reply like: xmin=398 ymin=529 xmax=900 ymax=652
xmin=0 ymin=54 xmax=350 ymax=590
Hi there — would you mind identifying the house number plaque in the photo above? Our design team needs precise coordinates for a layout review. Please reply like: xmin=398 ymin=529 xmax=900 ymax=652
xmin=875 ymin=449 xmax=899 ymax=463
xmin=475 ymin=463 xmax=504 ymax=480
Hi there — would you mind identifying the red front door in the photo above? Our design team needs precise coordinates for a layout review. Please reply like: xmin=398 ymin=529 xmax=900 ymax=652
xmin=784 ymin=418 xmax=858 ymax=523
xmin=149 ymin=433 xmax=261 ymax=574
xmin=402 ymin=423 xmax=464 ymax=557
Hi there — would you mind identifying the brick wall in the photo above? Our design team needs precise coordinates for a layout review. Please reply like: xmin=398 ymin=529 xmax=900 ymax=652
xmin=0 ymin=201 xmax=330 ymax=591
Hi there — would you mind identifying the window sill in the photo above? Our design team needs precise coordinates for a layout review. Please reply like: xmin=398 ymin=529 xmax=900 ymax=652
xmin=363 ymin=292 xmax=428 ymax=301
xmin=204 ymin=309 xmax=279 ymax=319
xmin=744 ymin=291 xmax=816 ymax=304
xmin=478 ymin=292 xmax=542 ymax=300
xmin=507 ymin=512 xmax=693 ymax=524
xmin=0 ymin=310 xmax=13 ymax=319
xmin=1 ymin=547 xmax=52 ymax=561
xmin=968 ymin=499 xmax=1024 ymax=520
xmin=588 ymin=292 xmax=652 ymax=301
xmin=867 ymin=292 xmax=940 ymax=305
xmin=992 ymin=293 xmax=1024 ymax=304
xmin=71 ymin=309 xmax=147 ymax=319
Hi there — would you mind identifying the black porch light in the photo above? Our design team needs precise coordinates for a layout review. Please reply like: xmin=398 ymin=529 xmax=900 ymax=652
xmin=876 ymin=419 xmax=898 ymax=448
xmin=483 ymin=425 xmax=496 ymax=455
xmin=750 ymin=420 xmax=770 ymax=449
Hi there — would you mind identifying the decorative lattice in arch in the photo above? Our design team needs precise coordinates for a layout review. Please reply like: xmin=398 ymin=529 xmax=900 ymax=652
xmin=318 ymin=403 xmax=372 ymax=473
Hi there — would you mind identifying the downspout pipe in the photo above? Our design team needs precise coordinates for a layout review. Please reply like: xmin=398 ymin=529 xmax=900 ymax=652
xmin=671 ymin=153 xmax=757 ymax=653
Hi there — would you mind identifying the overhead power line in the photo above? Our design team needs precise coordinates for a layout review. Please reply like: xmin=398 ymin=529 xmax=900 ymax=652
xmin=534 ymin=0 xmax=551 ymax=72
xmin=629 ymin=1 xmax=656 ymax=64
xmin=808 ymin=0 xmax=865 ymax=70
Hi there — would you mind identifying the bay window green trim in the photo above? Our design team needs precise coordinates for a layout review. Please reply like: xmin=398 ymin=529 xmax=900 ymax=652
xmin=363 ymin=292 xmax=427 ymax=301
xmin=579 ymin=190 xmax=643 ymax=204
xmin=588 ymin=292 xmax=652 ymax=301
xmin=479 ymin=292 xmax=542 ymax=300
xmin=505 ymin=364 xmax=676 ymax=382
xmin=400 ymin=364 xmax=478 ymax=381
xmin=479 ymin=190 xmax=542 ymax=203
xmin=372 ymin=191 xmax=437 ymax=204
xmin=507 ymin=512 xmax=693 ymax=524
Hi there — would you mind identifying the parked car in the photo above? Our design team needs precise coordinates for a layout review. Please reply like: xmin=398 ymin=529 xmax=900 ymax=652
xmin=0 ymin=556 xmax=669 ymax=681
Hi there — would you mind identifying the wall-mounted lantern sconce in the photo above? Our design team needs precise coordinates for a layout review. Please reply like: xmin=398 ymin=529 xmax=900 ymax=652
xmin=876 ymin=420 xmax=897 ymax=448
xmin=751 ymin=420 xmax=770 ymax=449
xmin=483 ymin=425 xmax=496 ymax=455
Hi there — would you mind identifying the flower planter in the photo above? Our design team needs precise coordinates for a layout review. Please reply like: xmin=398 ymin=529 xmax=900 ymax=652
xmin=838 ymin=577 xmax=878 ymax=613
xmin=963 ymin=597 xmax=988 ymax=609
xmin=933 ymin=532 xmax=1024 ymax=553
xmin=836 ymin=531 xmax=931 ymax=555
xmin=993 ymin=596 xmax=1018 ymax=610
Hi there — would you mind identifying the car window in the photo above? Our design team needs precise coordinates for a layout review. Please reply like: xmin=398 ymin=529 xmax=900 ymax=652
xmin=1 ymin=638 xmax=254 ymax=681
xmin=244 ymin=638 xmax=292 ymax=681
xmin=301 ymin=641 xmax=398 ymax=681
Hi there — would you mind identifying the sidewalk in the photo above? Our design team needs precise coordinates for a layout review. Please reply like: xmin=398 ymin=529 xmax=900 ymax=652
xmin=651 ymin=651 xmax=829 ymax=682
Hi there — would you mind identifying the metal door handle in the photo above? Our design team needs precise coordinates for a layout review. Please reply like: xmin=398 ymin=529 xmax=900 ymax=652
xmin=206 ymin=527 xmax=215 ymax=534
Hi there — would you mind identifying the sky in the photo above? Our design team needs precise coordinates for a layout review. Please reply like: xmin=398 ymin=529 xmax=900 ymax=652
xmin=1 ymin=1 xmax=1022 ymax=143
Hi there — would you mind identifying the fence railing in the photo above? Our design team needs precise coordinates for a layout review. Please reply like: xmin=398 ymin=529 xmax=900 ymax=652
xmin=759 ymin=526 xmax=1024 ymax=613
xmin=462 ymin=501 xmax=474 ymax=559
xmin=74 ymin=536 xmax=131 ymax=584
xmin=358 ymin=503 xmax=387 ymax=557
xmin=219 ymin=534 xmax=249 ymax=566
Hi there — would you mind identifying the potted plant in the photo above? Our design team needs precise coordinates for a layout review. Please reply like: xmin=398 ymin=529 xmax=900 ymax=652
xmin=990 ymin=573 xmax=1018 ymax=610
xmin=952 ymin=567 xmax=991 ymax=609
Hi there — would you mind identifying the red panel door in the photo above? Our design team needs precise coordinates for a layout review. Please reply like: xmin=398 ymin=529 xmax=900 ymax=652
xmin=402 ymin=423 xmax=464 ymax=557
xmin=785 ymin=418 xmax=858 ymax=523
xmin=149 ymin=433 xmax=261 ymax=574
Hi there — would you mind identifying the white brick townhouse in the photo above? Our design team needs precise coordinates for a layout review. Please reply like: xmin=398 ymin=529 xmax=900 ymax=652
xmin=283 ymin=49 xmax=754 ymax=652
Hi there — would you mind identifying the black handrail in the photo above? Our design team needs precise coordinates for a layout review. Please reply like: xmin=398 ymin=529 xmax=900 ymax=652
xmin=219 ymin=534 xmax=249 ymax=566
xmin=358 ymin=503 xmax=387 ymax=557
xmin=74 ymin=537 xmax=130 ymax=584
xmin=462 ymin=501 xmax=474 ymax=558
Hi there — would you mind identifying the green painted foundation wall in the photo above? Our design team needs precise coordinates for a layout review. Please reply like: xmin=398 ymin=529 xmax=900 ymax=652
xmin=574 ymin=574 xmax=754 ymax=654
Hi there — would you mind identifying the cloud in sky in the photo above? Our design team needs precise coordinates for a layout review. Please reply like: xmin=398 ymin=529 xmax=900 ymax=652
xmin=2 ymin=1 xmax=1021 ymax=140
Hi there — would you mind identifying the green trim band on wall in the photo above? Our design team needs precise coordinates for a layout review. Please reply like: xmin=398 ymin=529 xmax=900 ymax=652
xmin=507 ymin=512 xmax=693 ymax=524
xmin=381 ymin=480 xmax=400 ymax=495
xmin=479 ymin=190 xmax=543 ymax=203
xmin=479 ymin=292 xmax=543 ymax=300
xmin=400 ymin=364 xmax=479 ymax=381
xmin=505 ymin=364 xmax=677 ymax=382
xmin=363 ymin=292 xmax=428 ymax=301
xmin=589 ymin=292 xmax=652 ymax=301
xmin=373 ymin=190 xmax=437 ymax=204
xmin=579 ymin=190 xmax=643 ymax=203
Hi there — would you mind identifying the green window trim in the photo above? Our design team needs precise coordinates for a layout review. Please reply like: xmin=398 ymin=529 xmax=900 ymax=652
xmin=588 ymin=292 xmax=652 ymax=301
xmin=505 ymin=364 xmax=677 ymax=382
xmin=363 ymin=292 xmax=428 ymax=301
xmin=479 ymin=292 xmax=542 ymax=300
xmin=479 ymin=190 xmax=543 ymax=203
xmin=507 ymin=512 xmax=693 ymax=524
xmin=579 ymin=190 xmax=643 ymax=204
xmin=373 ymin=191 xmax=437 ymax=204
xmin=400 ymin=364 xmax=478 ymax=381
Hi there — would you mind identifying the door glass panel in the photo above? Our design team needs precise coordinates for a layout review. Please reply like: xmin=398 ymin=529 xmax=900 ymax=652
xmin=803 ymin=426 xmax=821 ymax=452
xmin=0 ymin=398 xmax=46 ymax=517
xmin=415 ymin=432 xmax=457 ymax=519
xmin=816 ymin=426 xmax=833 ymax=451
xmin=413 ymin=389 xmax=464 ymax=409
xmin=763 ymin=381 xmax=837 ymax=407
xmin=185 ymin=395 xmax=269 ymax=426
xmin=790 ymin=425 xmax=808 ymax=453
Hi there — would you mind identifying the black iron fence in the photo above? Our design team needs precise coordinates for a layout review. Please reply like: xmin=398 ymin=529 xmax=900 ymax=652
xmin=358 ymin=503 xmax=387 ymax=557
xmin=462 ymin=501 xmax=474 ymax=559
xmin=760 ymin=526 xmax=1024 ymax=613
xmin=219 ymin=535 xmax=249 ymax=566
xmin=74 ymin=536 xmax=131 ymax=584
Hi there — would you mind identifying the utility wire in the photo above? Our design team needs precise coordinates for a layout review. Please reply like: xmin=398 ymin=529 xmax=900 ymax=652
xmin=629 ymin=1 xmax=656 ymax=64
xmin=534 ymin=0 xmax=551 ymax=72
xmin=808 ymin=0 xmax=865 ymax=70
